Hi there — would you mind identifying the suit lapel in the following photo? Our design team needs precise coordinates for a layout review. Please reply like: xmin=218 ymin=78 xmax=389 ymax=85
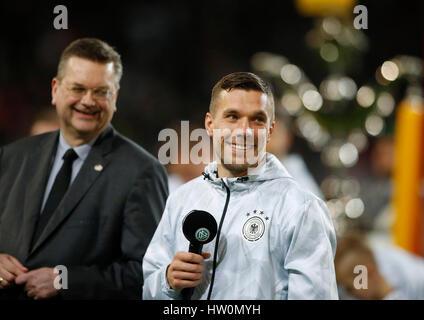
xmin=22 ymin=132 xmax=59 ymax=257
xmin=29 ymin=127 xmax=115 ymax=255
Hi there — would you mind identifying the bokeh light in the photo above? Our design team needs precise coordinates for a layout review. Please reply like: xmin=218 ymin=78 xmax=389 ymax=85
xmin=356 ymin=86 xmax=375 ymax=108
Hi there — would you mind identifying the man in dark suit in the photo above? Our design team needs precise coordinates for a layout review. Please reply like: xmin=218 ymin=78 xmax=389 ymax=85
xmin=0 ymin=38 xmax=168 ymax=299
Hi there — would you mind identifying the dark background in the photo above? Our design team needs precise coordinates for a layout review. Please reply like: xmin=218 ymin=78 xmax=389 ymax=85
xmin=0 ymin=0 xmax=422 ymax=153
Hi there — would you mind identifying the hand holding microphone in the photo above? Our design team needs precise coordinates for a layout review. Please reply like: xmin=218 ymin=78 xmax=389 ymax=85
xmin=166 ymin=210 xmax=217 ymax=299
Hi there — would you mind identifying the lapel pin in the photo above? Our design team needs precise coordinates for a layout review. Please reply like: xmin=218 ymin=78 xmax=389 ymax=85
xmin=94 ymin=164 xmax=103 ymax=172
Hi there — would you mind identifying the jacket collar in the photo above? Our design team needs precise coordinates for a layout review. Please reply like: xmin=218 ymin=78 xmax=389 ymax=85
xmin=201 ymin=152 xmax=293 ymax=192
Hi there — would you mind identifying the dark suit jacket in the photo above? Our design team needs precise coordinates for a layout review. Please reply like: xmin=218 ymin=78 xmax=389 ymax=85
xmin=0 ymin=126 xmax=168 ymax=299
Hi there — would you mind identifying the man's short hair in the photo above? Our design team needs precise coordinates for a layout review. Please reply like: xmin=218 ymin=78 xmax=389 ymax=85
xmin=209 ymin=72 xmax=275 ymax=122
xmin=56 ymin=38 xmax=123 ymax=86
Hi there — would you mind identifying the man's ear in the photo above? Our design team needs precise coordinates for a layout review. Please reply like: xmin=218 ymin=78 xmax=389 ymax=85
xmin=267 ymin=121 xmax=275 ymax=142
xmin=205 ymin=112 xmax=214 ymax=137
xmin=51 ymin=78 xmax=59 ymax=106
xmin=112 ymin=88 xmax=119 ymax=112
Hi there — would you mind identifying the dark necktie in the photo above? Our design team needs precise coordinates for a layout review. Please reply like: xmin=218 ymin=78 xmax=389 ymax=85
xmin=31 ymin=148 xmax=78 ymax=246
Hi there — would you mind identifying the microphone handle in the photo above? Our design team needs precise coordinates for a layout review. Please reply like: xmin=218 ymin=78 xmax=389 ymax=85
xmin=188 ymin=242 xmax=202 ymax=254
xmin=181 ymin=242 xmax=203 ymax=300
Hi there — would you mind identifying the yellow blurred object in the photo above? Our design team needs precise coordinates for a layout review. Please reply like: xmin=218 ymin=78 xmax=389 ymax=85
xmin=295 ymin=0 xmax=356 ymax=17
xmin=392 ymin=99 xmax=424 ymax=256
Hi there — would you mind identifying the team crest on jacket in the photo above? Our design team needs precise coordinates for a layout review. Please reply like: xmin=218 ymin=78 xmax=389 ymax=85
xmin=242 ymin=215 xmax=266 ymax=242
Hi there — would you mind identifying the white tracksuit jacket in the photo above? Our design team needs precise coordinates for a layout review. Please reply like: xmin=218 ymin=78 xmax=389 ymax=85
xmin=142 ymin=153 xmax=338 ymax=300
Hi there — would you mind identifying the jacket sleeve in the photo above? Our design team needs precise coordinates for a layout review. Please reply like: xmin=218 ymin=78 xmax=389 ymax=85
xmin=60 ymin=162 xmax=169 ymax=299
xmin=142 ymin=194 xmax=181 ymax=300
xmin=284 ymin=197 xmax=339 ymax=300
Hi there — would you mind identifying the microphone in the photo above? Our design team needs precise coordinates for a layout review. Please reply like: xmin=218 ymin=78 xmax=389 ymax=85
xmin=181 ymin=210 xmax=217 ymax=300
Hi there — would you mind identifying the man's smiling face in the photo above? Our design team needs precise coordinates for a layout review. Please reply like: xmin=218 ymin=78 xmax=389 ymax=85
xmin=205 ymin=88 xmax=274 ymax=177
xmin=51 ymin=56 xmax=119 ymax=144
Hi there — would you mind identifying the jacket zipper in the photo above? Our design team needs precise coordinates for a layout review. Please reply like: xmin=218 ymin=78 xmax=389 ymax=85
xmin=206 ymin=179 xmax=231 ymax=300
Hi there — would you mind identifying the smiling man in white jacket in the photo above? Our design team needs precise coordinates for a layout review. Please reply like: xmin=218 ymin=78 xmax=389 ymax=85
xmin=143 ymin=72 xmax=338 ymax=300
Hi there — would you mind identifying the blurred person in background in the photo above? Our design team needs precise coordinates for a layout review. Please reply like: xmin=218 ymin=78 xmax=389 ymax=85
xmin=165 ymin=119 xmax=212 ymax=194
xmin=0 ymin=38 xmax=168 ymax=299
xmin=353 ymin=135 xmax=396 ymax=242
xmin=266 ymin=110 xmax=323 ymax=199
xmin=28 ymin=107 xmax=60 ymax=136
xmin=335 ymin=231 xmax=424 ymax=299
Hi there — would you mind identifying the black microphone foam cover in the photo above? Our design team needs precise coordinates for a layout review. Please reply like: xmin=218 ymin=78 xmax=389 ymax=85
xmin=182 ymin=210 xmax=217 ymax=246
